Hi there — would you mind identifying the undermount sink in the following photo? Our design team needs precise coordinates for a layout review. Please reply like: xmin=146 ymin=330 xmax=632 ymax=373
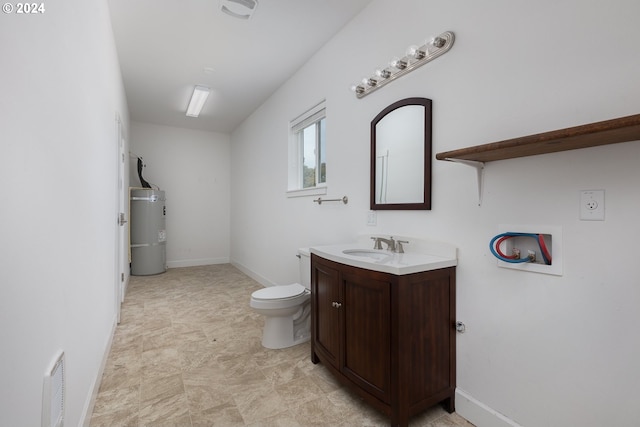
xmin=342 ymin=249 xmax=391 ymax=261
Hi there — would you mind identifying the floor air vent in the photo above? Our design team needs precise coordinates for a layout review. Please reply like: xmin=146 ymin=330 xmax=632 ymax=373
xmin=42 ymin=351 xmax=64 ymax=427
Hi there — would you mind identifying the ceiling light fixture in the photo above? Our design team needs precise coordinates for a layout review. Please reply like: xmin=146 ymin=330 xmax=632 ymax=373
xmin=351 ymin=31 xmax=455 ymax=99
xmin=186 ymin=85 xmax=210 ymax=118
xmin=220 ymin=0 xmax=258 ymax=20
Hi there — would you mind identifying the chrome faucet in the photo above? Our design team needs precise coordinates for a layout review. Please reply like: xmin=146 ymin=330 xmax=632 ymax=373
xmin=377 ymin=236 xmax=396 ymax=252
xmin=371 ymin=236 xmax=383 ymax=250
xmin=371 ymin=236 xmax=409 ymax=253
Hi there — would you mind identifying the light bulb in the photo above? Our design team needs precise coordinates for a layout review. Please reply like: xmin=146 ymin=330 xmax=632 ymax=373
xmin=362 ymin=77 xmax=377 ymax=87
xmin=406 ymin=45 xmax=425 ymax=60
xmin=389 ymin=57 xmax=407 ymax=70
xmin=350 ymin=84 xmax=365 ymax=94
xmin=375 ymin=68 xmax=391 ymax=79
xmin=430 ymin=36 xmax=446 ymax=48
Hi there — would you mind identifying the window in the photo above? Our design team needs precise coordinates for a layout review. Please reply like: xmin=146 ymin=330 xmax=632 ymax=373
xmin=287 ymin=100 xmax=327 ymax=197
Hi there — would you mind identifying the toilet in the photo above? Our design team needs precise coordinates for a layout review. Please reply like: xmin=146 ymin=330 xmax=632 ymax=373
xmin=249 ymin=249 xmax=311 ymax=349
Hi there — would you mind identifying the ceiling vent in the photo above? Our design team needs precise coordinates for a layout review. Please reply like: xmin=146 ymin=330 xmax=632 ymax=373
xmin=220 ymin=0 xmax=258 ymax=20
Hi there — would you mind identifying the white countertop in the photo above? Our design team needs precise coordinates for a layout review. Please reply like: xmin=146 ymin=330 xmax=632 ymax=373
xmin=310 ymin=235 xmax=457 ymax=275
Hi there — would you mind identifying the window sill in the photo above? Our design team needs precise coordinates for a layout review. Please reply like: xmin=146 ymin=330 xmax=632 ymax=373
xmin=286 ymin=186 xmax=327 ymax=198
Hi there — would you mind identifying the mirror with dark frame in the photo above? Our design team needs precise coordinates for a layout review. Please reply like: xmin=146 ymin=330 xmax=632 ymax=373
xmin=370 ymin=97 xmax=432 ymax=210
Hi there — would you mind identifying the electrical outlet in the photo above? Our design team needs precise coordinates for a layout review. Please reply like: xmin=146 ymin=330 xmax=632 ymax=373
xmin=580 ymin=190 xmax=605 ymax=221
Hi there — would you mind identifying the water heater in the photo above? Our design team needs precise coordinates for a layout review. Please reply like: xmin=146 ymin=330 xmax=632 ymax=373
xmin=130 ymin=189 xmax=166 ymax=275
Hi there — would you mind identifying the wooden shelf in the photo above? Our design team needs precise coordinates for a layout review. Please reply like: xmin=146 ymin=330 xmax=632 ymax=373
xmin=435 ymin=113 xmax=640 ymax=163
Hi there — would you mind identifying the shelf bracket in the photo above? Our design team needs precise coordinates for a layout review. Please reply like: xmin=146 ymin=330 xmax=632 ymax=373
xmin=445 ymin=158 xmax=485 ymax=206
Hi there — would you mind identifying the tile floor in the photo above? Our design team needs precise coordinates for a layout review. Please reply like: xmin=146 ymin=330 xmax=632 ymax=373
xmin=89 ymin=264 xmax=474 ymax=427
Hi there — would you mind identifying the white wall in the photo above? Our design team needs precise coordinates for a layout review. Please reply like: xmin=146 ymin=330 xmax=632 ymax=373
xmin=131 ymin=122 xmax=231 ymax=267
xmin=0 ymin=0 xmax=129 ymax=426
xmin=230 ymin=1 xmax=640 ymax=426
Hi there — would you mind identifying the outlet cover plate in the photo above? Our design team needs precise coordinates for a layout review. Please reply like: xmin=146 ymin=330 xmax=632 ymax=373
xmin=580 ymin=190 xmax=605 ymax=221
xmin=366 ymin=211 xmax=377 ymax=226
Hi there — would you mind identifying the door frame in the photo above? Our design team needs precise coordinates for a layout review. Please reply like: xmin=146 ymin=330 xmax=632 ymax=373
xmin=115 ymin=113 xmax=128 ymax=323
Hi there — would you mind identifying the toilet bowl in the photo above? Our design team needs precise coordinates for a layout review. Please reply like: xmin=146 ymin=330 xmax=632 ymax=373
xmin=249 ymin=249 xmax=311 ymax=349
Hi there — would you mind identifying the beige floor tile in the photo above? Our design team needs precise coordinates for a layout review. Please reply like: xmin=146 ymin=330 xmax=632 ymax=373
xmin=142 ymin=347 xmax=183 ymax=379
xmin=90 ymin=264 xmax=473 ymax=427
xmin=178 ymin=347 xmax=219 ymax=372
xmin=259 ymin=359 xmax=306 ymax=387
xmin=98 ymin=355 xmax=142 ymax=393
xmin=274 ymin=375 xmax=325 ymax=407
xmin=142 ymin=325 xmax=177 ymax=352
xmin=138 ymin=392 xmax=190 ymax=426
xmin=140 ymin=372 xmax=185 ymax=406
xmin=89 ymin=410 xmax=139 ymax=427
xmin=111 ymin=325 xmax=144 ymax=353
xmin=307 ymin=364 xmax=342 ymax=394
xmin=245 ymin=411 xmax=302 ymax=427
xmin=183 ymin=368 xmax=234 ymax=414
xmin=90 ymin=383 xmax=140 ymax=426
xmin=426 ymin=412 xmax=476 ymax=427
xmin=233 ymin=384 xmax=289 ymax=424
xmin=290 ymin=395 xmax=344 ymax=426
xmin=189 ymin=396 xmax=245 ymax=426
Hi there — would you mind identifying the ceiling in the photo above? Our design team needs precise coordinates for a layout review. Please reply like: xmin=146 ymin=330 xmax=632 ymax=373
xmin=108 ymin=0 xmax=372 ymax=134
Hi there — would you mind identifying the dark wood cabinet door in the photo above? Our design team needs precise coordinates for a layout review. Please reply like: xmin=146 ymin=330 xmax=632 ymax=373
xmin=311 ymin=253 xmax=456 ymax=427
xmin=342 ymin=271 xmax=391 ymax=403
xmin=404 ymin=269 xmax=454 ymax=405
xmin=311 ymin=259 xmax=341 ymax=368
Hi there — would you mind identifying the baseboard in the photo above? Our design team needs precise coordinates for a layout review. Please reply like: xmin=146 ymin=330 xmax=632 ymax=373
xmin=167 ymin=257 xmax=229 ymax=268
xmin=455 ymin=389 xmax=523 ymax=427
xmin=79 ymin=314 xmax=117 ymax=427
xmin=231 ymin=260 xmax=277 ymax=288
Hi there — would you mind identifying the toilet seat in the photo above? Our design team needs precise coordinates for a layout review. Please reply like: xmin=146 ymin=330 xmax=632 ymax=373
xmin=251 ymin=283 xmax=307 ymax=301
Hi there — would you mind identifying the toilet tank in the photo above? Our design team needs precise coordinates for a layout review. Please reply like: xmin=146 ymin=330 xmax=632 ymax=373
xmin=298 ymin=248 xmax=311 ymax=289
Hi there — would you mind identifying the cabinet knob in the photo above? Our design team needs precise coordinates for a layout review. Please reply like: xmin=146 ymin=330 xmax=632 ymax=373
xmin=332 ymin=301 xmax=342 ymax=308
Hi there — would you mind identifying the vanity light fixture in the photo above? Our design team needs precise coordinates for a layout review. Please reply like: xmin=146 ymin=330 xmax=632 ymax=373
xmin=186 ymin=85 xmax=210 ymax=118
xmin=351 ymin=31 xmax=455 ymax=99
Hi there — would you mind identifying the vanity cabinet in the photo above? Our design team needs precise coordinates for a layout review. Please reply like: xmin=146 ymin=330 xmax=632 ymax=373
xmin=310 ymin=253 xmax=456 ymax=427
